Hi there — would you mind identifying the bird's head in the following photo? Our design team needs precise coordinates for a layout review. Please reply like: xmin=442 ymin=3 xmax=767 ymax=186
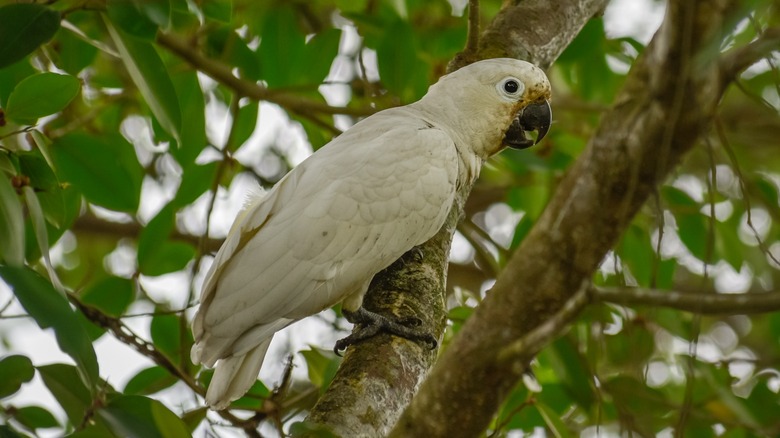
xmin=419 ymin=58 xmax=552 ymax=159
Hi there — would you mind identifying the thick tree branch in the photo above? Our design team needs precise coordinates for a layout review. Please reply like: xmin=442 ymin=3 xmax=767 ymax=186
xmin=306 ymin=0 xmax=607 ymax=436
xmin=593 ymin=286 xmax=780 ymax=315
xmin=155 ymin=32 xmax=375 ymax=118
xmin=391 ymin=1 xmax=743 ymax=436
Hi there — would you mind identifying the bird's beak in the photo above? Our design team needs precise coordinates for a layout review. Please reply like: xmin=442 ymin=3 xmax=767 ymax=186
xmin=503 ymin=100 xmax=552 ymax=149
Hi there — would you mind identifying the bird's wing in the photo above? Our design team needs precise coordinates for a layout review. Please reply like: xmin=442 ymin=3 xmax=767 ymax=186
xmin=192 ymin=108 xmax=459 ymax=362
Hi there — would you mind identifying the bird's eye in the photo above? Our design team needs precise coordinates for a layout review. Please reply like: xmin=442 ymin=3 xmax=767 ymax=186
xmin=504 ymin=80 xmax=519 ymax=94
xmin=496 ymin=77 xmax=525 ymax=101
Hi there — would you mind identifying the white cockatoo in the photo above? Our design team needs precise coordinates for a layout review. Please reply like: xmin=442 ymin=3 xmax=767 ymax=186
xmin=191 ymin=58 xmax=552 ymax=409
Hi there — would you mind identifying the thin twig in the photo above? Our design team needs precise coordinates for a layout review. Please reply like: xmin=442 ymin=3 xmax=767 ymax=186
xmin=156 ymin=32 xmax=376 ymax=118
xmin=716 ymin=117 xmax=780 ymax=267
xmin=69 ymin=294 xmax=266 ymax=435
xmin=496 ymin=281 xmax=590 ymax=366
xmin=592 ymin=286 xmax=780 ymax=314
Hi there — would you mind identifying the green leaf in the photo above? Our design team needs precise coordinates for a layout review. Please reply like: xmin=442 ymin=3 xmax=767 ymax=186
xmin=138 ymin=204 xmax=196 ymax=275
xmin=259 ymin=6 xmax=306 ymax=88
xmin=181 ymin=407 xmax=208 ymax=433
xmin=55 ymin=27 xmax=98 ymax=75
xmin=104 ymin=17 xmax=181 ymax=143
xmin=97 ymin=395 xmax=190 ymax=438
xmin=510 ymin=214 xmax=534 ymax=249
xmin=618 ymin=224 xmax=654 ymax=286
xmin=605 ymin=320 xmax=654 ymax=366
xmin=536 ymin=401 xmax=571 ymax=438
xmin=676 ymin=211 xmax=710 ymax=261
xmin=150 ymin=312 xmax=192 ymax=364
xmin=0 ymin=59 xmax=35 ymax=108
xmin=376 ymin=20 xmax=419 ymax=101
xmin=229 ymin=101 xmax=259 ymax=151
xmin=603 ymin=375 xmax=671 ymax=434
xmin=662 ymin=186 xmax=699 ymax=210
xmin=51 ymin=133 xmax=142 ymax=212
xmin=202 ymin=0 xmax=232 ymax=22
xmin=0 ymin=175 xmax=25 ymax=266
xmin=123 ymin=366 xmax=177 ymax=395
xmin=38 ymin=364 xmax=110 ymax=431
xmin=715 ymin=214 xmax=744 ymax=270
xmin=5 ymin=73 xmax=80 ymax=125
xmin=106 ymin=0 xmax=169 ymax=40
xmin=18 ymin=151 xmax=58 ymax=193
xmin=0 ymin=4 xmax=60 ymax=68
xmin=302 ymin=28 xmax=341 ymax=85
xmin=80 ymin=276 xmax=134 ymax=318
xmin=13 ymin=406 xmax=59 ymax=430
xmin=300 ymin=347 xmax=339 ymax=392
xmin=0 ymin=266 xmax=99 ymax=392
xmin=206 ymin=27 xmax=261 ymax=81
xmin=556 ymin=19 xmax=619 ymax=102
xmin=172 ymin=162 xmax=217 ymax=208
xmin=0 ymin=424 xmax=28 ymax=438
xmin=539 ymin=338 xmax=595 ymax=409
xmin=22 ymin=185 xmax=63 ymax=291
xmin=0 ymin=355 xmax=34 ymax=398
xmin=168 ymin=69 xmax=206 ymax=165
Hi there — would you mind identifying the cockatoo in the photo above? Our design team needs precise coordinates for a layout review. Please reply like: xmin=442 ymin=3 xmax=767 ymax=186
xmin=191 ymin=58 xmax=552 ymax=409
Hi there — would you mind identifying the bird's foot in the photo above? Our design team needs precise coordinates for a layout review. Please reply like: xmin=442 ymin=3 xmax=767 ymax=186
xmin=334 ymin=307 xmax=437 ymax=356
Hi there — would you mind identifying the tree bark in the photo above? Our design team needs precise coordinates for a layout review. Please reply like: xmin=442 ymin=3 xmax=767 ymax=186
xmin=306 ymin=0 xmax=607 ymax=436
xmin=391 ymin=0 xmax=743 ymax=436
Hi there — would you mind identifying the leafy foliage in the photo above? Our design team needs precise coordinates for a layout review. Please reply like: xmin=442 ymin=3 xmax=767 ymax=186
xmin=0 ymin=0 xmax=779 ymax=436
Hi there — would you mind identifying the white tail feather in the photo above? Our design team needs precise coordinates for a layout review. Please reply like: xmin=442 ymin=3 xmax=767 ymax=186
xmin=205 ymin=338 xmax=273 ymax=410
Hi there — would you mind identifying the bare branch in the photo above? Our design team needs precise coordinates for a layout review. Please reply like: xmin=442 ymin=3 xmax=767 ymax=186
xmin=71 ymin=213 xmax=223 ymax=253
xmin=592 ymin=286 xmax=780 ymax=315
xmin=496 ymin=281 xmax=589 ymax=366
xmin=70 ymin=295 xmax=266 ymax=436
xmin=720 ymin=27 xmax=780 ymax=81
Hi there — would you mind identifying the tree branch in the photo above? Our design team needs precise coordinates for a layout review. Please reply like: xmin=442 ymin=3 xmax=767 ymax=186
xmin=720 ymin=26 xmax=780 ymax=81
xmin=496 ymin=281 xmax=589 ymax=366
xmin=155 ymin=32 xmax=375 ymax=118
xmin=391 ymin=1 xmax=743 ymax=436
xmin=592 ymin=286 xmax=780 ymax=315
xmin=466 ymin=0 xmax=480 ymax=55
xmin=69 ymin=296 xmax=265 ymax=437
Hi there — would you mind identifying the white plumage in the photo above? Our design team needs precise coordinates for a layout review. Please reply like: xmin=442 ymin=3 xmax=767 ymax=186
xmin=191 ymin=58 xmax=552 ymax=409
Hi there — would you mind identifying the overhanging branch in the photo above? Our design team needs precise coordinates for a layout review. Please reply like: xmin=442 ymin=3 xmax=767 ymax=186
xmin=156 ymin=32 xmax=375 ymax=118
xmin=592 ymin=286 xmax=780 ymax=315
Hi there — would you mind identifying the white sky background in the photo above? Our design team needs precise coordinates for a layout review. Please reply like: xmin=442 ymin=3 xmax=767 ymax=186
xmin=4 ymin=0 xmax=740 ymax=435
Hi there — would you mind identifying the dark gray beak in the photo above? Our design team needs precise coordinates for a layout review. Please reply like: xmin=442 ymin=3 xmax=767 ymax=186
xmin=502 ymin=100 xmax=552 ymax=149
